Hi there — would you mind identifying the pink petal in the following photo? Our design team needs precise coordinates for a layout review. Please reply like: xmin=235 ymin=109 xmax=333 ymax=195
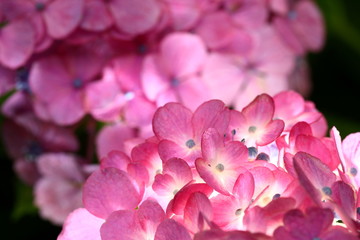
xmin=257 ymin=119 xmax=284 ymax=146
xmin=274 ymin=17 xmax=305 ymax=54
xmin=295 ymin=135 xmax=336 ymax=170
xmin=141 ymin=55 xmax=169 ymax=102
xmin=47 ymin=90 xmax=86 ymax=125
xmin=124 ymin=95 xmax=156 ymax=127
xmin=293 ymin=152 xmax=336 ymax=205
xmin=292 ymin=1 xmax=325 ymax=51
xmin=192 ymin=100 xmax=230 ymax=140
xmin=154 ymin=219 xmax=192 ymax=240
xmin=58 ymin=208 xmax=104 ymax=240
xmin=100 ymin=150 xmax=131 ymax=171
xmin=196 ymin=11 xmax=235 ymax=49
xmin=100 ymin=210 xmax=139 ymax=240
xmin=81 ymin=0 xmax=113 ymax=31
xmin=242 ymin=94 xmax=275 ymax=126
xmin=36 ymin=153 xmax=83 ymax=181
xmin=166 ymin=0 xmax=203 ymax=30
xmin=171 ymin=183 xmax=213 ymax=215
xmin=0 ymin=19 xmax=35 ymax=68
xmin=83 ymin=168 xmax=141 ymax=219
xmin=44 ymin=0 xmax=84 ymax=38
xmin=201 ymin=53 xmax=244 ymax=104
xmin=233 ymin=170 xmax=255 ymax=204
xmin=273 ymin=91 xmax=305 ymax=123
xmin=163 ymin=158 xmax=193 ymax=184
xmin=35 ymin=177 xmax=83 ymax=225
xmin=160 ymin=32 xmax=207 ymax=77
xmin=29 ymin=56 xmax=71 ymax=102
xmin=96 ymin=123 xmax=136 ymax=159
xmin=331 ymin=181 xmax=356 ymax=220
xmin=109 ymin=0 xmax=160 ymax=35
xmin=153 ymin=102 xmax=193 ymax=142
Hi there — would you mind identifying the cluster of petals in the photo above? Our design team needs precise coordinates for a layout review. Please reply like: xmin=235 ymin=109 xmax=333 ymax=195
xmin=0 ymin=0 xmax=326 ymax=225
xmin=58 ymin=91 xmax=360 ymax=239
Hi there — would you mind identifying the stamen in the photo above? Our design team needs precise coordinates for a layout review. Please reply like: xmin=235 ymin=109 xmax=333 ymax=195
xmin=235 ymin=208 xmax=242 ymax=216
xmin=350 ymin=167 xmax=358 ymax=176
xmin=73 ymin=78 xmax=83 ymax=89
xmin=248 ymin=126 xmax=257 ymax=133
xmin=185 ymin=139 xmax=196 ymax=149
xmin=256 ymin=152 xmax=269 ymax=161
xmin=273 ymin=193 xmax=281 ymax=199
xmin=171 ymin=77 xmax=180 ymax=87
xmin=322 ymin=186 xmax=332 ymax=196
xmin=248 ymin=147 xmax=258 ymax=158
xmin=216 ymin=163 xmax=224 ymax=172
xmin=35 ymin=2 xmax=46 ymax=11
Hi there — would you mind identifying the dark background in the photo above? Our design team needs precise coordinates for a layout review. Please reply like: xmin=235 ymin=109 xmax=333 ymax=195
xmin=1 ymin=0 xmax=360 ymax=239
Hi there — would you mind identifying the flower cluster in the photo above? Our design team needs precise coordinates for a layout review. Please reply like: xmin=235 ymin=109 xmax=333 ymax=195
xmin=0 ymin=0 xmax=325 ymax=225
xmin=58 ymin=91 xmax=360 ymax=239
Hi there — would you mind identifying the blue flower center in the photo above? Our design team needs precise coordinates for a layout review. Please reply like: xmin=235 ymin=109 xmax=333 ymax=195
xmin=185 ymin=139 xmax=195 ymax=149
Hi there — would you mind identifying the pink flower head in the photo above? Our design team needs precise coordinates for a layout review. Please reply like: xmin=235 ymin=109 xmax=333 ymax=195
xmin=153 ymin=99 xmax=230 ymax=166
xmin=273 ymin=207 xmax=358 ymax=240
xmin=229 ymin=93 xmax=285 ymax=147
xmin=141 ymin=32 xmax=209 ymax=110
xmin=195 ymin=128 xmax=248 ymax=195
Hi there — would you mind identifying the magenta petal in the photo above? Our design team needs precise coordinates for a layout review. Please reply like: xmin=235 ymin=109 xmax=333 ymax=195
xmin=154 ymin=219 xmax=191 ymax=240
xmin=153 ymin=102 xmax=193 ymax=142
xmin=83 ymin=168 xmax=141 ymax=219
xmin=58 ymin=208 xmax=104 ymax=240
xmin=44 ymin=0 xmax=84 ymax=38
xmin=172 ymin=183 xmax=213 ymax=215
xmin=109 ymin=0 xmax=160 ymax=35
xmin=0 ymin=19 xmax=35 ymax=68
xmin=183 ymin=192 xmax=213 ymax=234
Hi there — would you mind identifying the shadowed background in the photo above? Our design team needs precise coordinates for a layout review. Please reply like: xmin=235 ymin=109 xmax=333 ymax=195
xmin=1 ymin=0 xmax=360 ymax=238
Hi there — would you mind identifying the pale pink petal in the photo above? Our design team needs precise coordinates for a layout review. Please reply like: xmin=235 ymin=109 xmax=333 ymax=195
xmin=141 ymin=55 xmax=169 ymax=101
xmin=58 ymin=208 xmax=104 ymax=240
xmin=83 ymin=168 xmax=141 ymax=219
xmin=44 ymin=0 xmax=84 ymax=38
xmin=124 ymin=95 xmax=156 ymax=127
xmin=201 ymin=53 xmax=244 ymax=104
xmin=100 ymin=210 xmax=139 ymax=240
xmin=100 ymin=150 xmax=130 ymax=171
